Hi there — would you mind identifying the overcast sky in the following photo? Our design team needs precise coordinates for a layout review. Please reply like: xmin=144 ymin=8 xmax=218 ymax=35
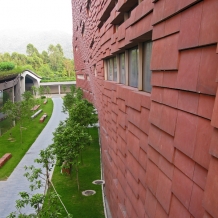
xmin=0 ymin=0 xmax=72 ymax=35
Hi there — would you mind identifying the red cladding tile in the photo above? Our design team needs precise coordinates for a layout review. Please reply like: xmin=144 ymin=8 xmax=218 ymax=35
xmin=117 ymin=135 xmax=127 ymax=157
xmin=162 ymin=71 xmax=178 ymax=89
xmin=178 ymin=91 xmax=199 ymax=114
xmin=125 ymin=197 xmax=138 ymax=218
xmin=159 ymin=105 xmax=177 ymax=136
xmin=159 ymin=129 xmax=175 ymax=163
xmin=199 ymin=0 xmax=218 ymax=45
xmin=148 ymin=124 xmax=162 ymax=152
xmin=127 ymin=107 xmax=141 ymax=128
xmin=152 ymin=0 xmax=165 ymax=24
xmin=172 ymin=168 xmax=193 ymax=209
xmin=203 ymin=157 xmax=218 ymax=218
xmin=156 ymin=170 xmax=172 ymax=213
xmin=127 ymin=131 xmax=140 ymax=159
xmin=151 ymin=71 xmax=163 ymax=87
xmin=139 ymin=91 xmax=151 ymax=110
xmin=197 ymin=45 xmax=218 ymax=95
xmin=139 ymin=148 xmax=147 ymax=170
xmin=176 ymin=48 xmax=201 ymax=92
xmin=118 ymin=109 xmax=126 ymax=129
xmin=145 ymin=189 xmax=157 ymax=218
xmin=127 ymin=91 xmax=141 ymax=111
xmin=145 ymin=159 xmax=159 ymax=195
xmin=126 ymin=152 xmax=139 ymax=180
xmin=152 ymin=22 xmax=165 ymax=40
xmin=147 ymin=145 xmax=160 ymax=166
xmin=178 ymin=2 xmax=202 ymax=49
xmin=162 ymin=33 xmax=179 ymax=70
xmin=165 ymin=13 xmax=181 ymax=36
xmin=203 ymin=211 xmax=213 ymax=218
xmin=193 ymin=118 xmax=213 ymax=169
xmin=159 ymin=157 xmax=174 ymax=180
xmin=155 ymin=202 xmax=168 ymax=218
xmin=149 ymin=101 xmax=162 ymax=127
xmin=169 ymin=195 xmax=191 ymax=218
xmin=139 ymin=107 xmax=150 ymax=135
xmin=139 ymin=165 xmax=147 ymax=189
xmin=210 ymin=128 xmax=218 ymax=158
xmin=150 ymin=38 xmax=165 ymax=70
xmin=189 ymin=184 xmax=204 ymax=218
xmin=118 ymin=98 xmax=126 ymax=113
xmin=136 ymin=198 xmax=146 ymax=218
xmin=174 ymin=150 xmax=195 ymax=179
xmin=174 ymin=111 xmax=198 ymax=158
xmin=126 ymin=170 xmax=139 ymax=199
xmin=163 ymin=0 xmax=179 ymax=18
xmin=211 ymin=88 xmax=218 ymax=129
xmin=151 ymin=87 xmax=163 ymax=103
xmin=138 ymin=181 xmax=147 ymax=204
xmin=198 ymin=94 xmax=215 ymax=120
xmin=162 ymin=88 xmax=179 ymax=108
xmin=193 ymin=163 xmax=208 ymax=190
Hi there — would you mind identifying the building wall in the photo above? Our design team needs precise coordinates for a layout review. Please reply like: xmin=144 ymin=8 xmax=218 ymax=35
xmin=72 ymin=0 xmax=218 ymax=217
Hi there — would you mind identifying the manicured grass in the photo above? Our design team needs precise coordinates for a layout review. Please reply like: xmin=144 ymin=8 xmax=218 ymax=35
xmin=0 ymin=98 xmax=53 ymax=180
xmin=49 ymin=127 xmax=105 ymax=218
xmin=0 ymin=117 xmax=11 ymax=135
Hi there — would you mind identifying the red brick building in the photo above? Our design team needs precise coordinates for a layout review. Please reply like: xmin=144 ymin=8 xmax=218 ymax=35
xmin=72 ymin=0 xmax=218 ymax=217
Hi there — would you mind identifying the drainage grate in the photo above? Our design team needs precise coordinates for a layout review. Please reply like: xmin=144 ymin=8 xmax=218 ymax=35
xmin=82 ymin=190 xmax=96 ymax=196
xmin=92 ymin=180 xmax=105 ymax=185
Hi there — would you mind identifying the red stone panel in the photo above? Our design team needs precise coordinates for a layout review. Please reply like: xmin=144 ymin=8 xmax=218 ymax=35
xmin=172 ymin=168 xmax=194 ymax=209
xmin=126 ymin=151 xmax=139 ymax=181
xmin=145 ymin=188 xmax=157 ymax=218
xmin=145 ymin=159 xmax=159 ymax=195
xmin=127 ymin=90 xmax=142 ymax=111
xmin=178 ymin=2 xmax=202 ymax=49
xmin=189 ymin=183 xmax=204 ymax=218
xmin=203 ymin=157 xmax=218 ymax=218
xmin=178 ymin=91 xmax=199 ymax=115
xmin=158 ymin=156 xmax=174 ymax=180
xmin=174 ymin=111 xmax=198 ymax=158
xmin=149 ymin=101 xmax=162 ymax=128
xmin=127 ymin=131 xmax=140 ymax=160
xmin=176 ymin=47 xmax=201 ymax=92
xmin=199 ymin=0 xmax=218 ymax=45
xmin=193 ymin=117 xmax=213 ymax=169
xmin=156 ymin=170 xmax=172 ymax=213
xmin=155 ymin=202 xmax=168 ymax=218
xmin=151 ymin=71 xmax=163 ymax=87
xmin=209 ymin=128 xmax=218 ymax=159
xmin=162 ymin=88 xmax=179 ymax=108
xmin=169 ymin=195 xmax=191 ymax=218
xmin=138 ymin=148 xmax=147 ymax=170
xmin=174 ymin=149 xmax=195 ymax=179
xmin=162 ymin=71 xmax=178 ymax=89
xmin=147 ymin=145 xmax=160 ymax=166
xmin=198 ymin=94 xmax=215 ymax=120
xmin=126 ymin=169 xmax=139 ymax=199
xmin=152 ymin=0 xmax=165 ymax=25
xmin=193 ymin=163 xmax=208 ymax=190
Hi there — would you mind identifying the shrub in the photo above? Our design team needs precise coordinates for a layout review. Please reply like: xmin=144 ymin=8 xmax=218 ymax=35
xmin=41 ymin=96 xmax=46 ymax=99
xmin=0 ymin=62 xmax=15 ymax=71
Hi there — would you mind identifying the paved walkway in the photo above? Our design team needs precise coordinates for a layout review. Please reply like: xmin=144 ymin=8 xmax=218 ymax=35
xmin=0 ymin=97 xmax=68 ymax=217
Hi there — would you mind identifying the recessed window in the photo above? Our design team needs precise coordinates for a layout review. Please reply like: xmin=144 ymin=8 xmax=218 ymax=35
xmin=87 ymin=0 xmax=91 ymax=15
xmin=143 ymin=41 xmax=152 ymax=92
xmin=107 ymin=57 xmax=117 ymax=81
xmin=129 ymin=47 xmax=139 ymax=88
xmin=82 ymin=23 xmax=85 ymax=36
xmin=77 ymin=74 xmax=85 ymax=80
xmin=119 ymin=53 xmax=125 ymax=84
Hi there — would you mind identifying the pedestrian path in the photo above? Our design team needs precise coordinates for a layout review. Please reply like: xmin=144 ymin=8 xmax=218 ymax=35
xmin=0 ymin=97 xmax=68 ymax=217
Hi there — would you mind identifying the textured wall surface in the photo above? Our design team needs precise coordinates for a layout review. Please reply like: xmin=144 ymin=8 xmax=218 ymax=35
xmin=72 ymin=0 xmax=218 ymax=217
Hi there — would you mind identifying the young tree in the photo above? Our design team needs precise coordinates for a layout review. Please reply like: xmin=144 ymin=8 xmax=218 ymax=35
xmin=62 ymin=85 xmax=67 ymax=94
xmin=45 ymin=86 xmax=50 ymax=98
xmin=31 ymin=86 xmax=37 ymax=97
xmin=38 ymin=86 xmax=45 ymax=98
xmin=52 ymin=121 xmax=92 ymax=190
xmin=7 ymin=148 xmax=72 ymax=218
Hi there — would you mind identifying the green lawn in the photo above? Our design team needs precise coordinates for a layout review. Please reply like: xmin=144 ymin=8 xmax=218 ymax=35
xmin=0 ymin=98 xmax=53 ymax=180
xmin=49 ymin=127 xmax=105 ymax=218
xmin=0 ymin=117 xmax=11 ymax=135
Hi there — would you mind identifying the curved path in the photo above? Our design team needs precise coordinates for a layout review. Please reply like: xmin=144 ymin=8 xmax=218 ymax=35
xmin=0 ymin=97 xmax=68 ymax=217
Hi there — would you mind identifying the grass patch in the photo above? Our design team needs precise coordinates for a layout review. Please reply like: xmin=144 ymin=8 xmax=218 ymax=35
xmin=0 ymin=98 xmax=53 ymax=180
xmin=0 ymin=117 xmax=11 ymax=135
xmin=48 ymin=127 xmax=104 ymax=218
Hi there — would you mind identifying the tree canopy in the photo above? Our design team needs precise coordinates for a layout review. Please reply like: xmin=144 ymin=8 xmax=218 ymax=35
xmin=0 ymin=43 xmax=75 ymax=81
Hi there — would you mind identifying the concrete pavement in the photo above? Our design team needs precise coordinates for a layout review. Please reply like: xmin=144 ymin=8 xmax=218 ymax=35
xmin=0 ymin=97 xmax=68 ymax=217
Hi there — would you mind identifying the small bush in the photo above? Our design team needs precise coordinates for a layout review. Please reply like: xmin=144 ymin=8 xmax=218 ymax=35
xmin=0 ymin=62 xmax=15 ymax=71
xmin=41 ymin=96 xmax=46 ymax=99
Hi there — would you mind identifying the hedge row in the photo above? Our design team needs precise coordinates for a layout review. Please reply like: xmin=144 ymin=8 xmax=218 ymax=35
xmin=0 ymin=62 xmax=15 ymax=71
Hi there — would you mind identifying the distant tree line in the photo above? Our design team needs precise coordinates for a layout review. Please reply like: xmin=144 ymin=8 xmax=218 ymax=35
xmin=0 ymin=43 xmax=75 ymax=81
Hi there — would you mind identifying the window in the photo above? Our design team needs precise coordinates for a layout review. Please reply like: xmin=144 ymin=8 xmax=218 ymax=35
xmin=119 ymin=53 xmax=125 ymax=84
xmin=143 ymin=41 xmax=152 ymax=92
xmin=129 ymin=47 xmax=138 ymax=88
xmin=106 ymin=57 xmax=117 ymax=81
xmin=77 ymin=74 xmax=85 ymax=80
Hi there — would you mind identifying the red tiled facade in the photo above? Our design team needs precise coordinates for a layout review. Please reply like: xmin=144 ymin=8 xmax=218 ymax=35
xmin=72 ymin=0 xmax=218 ymax=217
